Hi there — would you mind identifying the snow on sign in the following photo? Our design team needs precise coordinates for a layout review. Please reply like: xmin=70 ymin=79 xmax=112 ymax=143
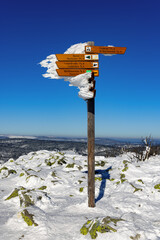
xmin=56 ymin=61 xmax=99 ymax=69
xmin=56 ymin=69 xmax=99 ymax=77
xmin=56 ymin=54 xmax=99 ymax=61
xmin=85 ymin=46 xmax=127 ymax=54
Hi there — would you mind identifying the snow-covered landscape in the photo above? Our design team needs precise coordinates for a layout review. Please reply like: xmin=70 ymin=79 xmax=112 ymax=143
xmin=2 ymin=1 xmax=160 ymax=239
xmin=1 ymin=147 xmax=160 ymax=240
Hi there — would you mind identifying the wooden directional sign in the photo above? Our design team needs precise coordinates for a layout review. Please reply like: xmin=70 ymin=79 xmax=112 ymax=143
xmin=85 ymin=46 xmax=126 ymax=54
xmin=56 ymin=61 xmax=99 ymax=69
xmin=56 ymin=54 xmax=99 ymax=61
xmin=56 ymin=69 xmax=99 ymax=77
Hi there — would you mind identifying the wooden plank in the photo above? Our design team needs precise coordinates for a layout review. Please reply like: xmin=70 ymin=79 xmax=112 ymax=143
xmin=85 ymin=46 xmax=127 ymax=54
xmin=88 ymin=97 xmax=95 ymax=207
xmin=56 ymin=61 xmax=99 ymax=69
xmin=87 ymin=41 xmax=95 ymax=208
xmin=87 ymin=71 xmax=95 ymax=208
xmin=56 ymin=54 xmax=99 ymax=61
xmin=56 ymin=69 xmax=99 ymax=77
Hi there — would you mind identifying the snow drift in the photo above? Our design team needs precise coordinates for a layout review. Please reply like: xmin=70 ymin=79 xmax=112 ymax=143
xmin=40 ymin=42 xmax=94 ymax=100
xmin=1 ymin=150 xmax=160 ymax=239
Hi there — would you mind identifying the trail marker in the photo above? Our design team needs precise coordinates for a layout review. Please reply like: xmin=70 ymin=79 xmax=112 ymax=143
xmin=85 ymin=46 xmax=126 ymax=54
xmin=56 ymin=54 xmax=99 ymax=61
xmin=56 ymin=69 xmax=99 ymax=77
xmin=56 ymin=61 xmax=99 ymax=69
xmin=86 ymin=42 xmax=126 ymax=208
xmin=42 ymin=42 xmax=126 ymax=208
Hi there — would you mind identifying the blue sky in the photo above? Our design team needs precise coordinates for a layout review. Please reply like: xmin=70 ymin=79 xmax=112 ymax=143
xmin=1 ymin=0 xmax=160 ymax=138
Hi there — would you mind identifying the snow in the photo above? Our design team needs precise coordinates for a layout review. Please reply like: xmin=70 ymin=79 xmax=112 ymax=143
xmin=40 ymin=42 xmax=94 ymax=100
xmin=1 ymin=150 xmax=160 ymax=239
xmin=64 ymin=42 xmax=87 ymax=54
xmin=7 ymin=135 xmax=37 ymax=139
xmin=40 ymin=42 xmax=120 ymax=100
xmin=65 ymin=72 xmax=94 ymax=100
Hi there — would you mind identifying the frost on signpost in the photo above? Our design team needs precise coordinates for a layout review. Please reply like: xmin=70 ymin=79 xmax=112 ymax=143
xmin=40 ymin=42 xmax=126 ymax=208
xmin=39 ymin=42 xmax=98 ymax=100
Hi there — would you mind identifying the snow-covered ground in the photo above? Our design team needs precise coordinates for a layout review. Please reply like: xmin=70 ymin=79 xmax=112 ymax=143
xmin=0 ymin=150 xmax=160 ymax=240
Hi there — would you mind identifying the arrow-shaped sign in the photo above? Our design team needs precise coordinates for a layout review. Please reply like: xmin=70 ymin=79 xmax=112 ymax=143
xmin=56 ymin=61 xmax=99 ymax=69
xmin=85 ymin=46 xmax=126 ymax=54
xmin=56 ymin=69 xmax=99 ymax=77
xmin=56 ymin=54 xmax=99 ymax=61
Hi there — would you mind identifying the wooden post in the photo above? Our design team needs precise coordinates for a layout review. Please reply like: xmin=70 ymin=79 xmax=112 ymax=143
xmin=87 ymin=41 xmax=95 ymax=207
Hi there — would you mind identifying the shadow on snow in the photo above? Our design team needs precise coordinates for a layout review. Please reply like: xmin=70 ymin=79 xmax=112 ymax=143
xmin=84 ymin=166 xmax=112 ymax=203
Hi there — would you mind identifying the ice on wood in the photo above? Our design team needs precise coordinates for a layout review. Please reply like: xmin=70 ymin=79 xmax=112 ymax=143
xmin=64 ymin=42 xmax=87 ymax=54
xmin=40 ymin=42 xmax=93 ymax=100
xmin=40 ymin=54 xmax=61 ymax=79
xmin=65 ymin=72 xmax=93 ymax=100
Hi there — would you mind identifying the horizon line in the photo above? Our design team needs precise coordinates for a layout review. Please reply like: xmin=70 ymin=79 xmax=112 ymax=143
xmin=1 ymin=134 xmax=160 ymax=140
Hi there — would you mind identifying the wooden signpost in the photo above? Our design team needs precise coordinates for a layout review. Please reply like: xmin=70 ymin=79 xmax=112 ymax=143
xmin=56 ymin=53 xmax=99 ymax=77
xmin=56 ymin=69 xmax=99 ymax=77
xmin=54 ymin=42 xmax=126 ymax=208
xmin=56 ymin=54 xmax=99 ymax=61
xmin=85 ymin=46 xmax=127 ymax=54
xmin=56 ymin=61 xmax=99 ymax=69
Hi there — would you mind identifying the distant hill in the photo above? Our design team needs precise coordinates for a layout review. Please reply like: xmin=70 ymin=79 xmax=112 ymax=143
xmin=0 ymin=134 xmax=143 ymax=145
xmin=0 ymin=135 xmax=160 ymax=163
